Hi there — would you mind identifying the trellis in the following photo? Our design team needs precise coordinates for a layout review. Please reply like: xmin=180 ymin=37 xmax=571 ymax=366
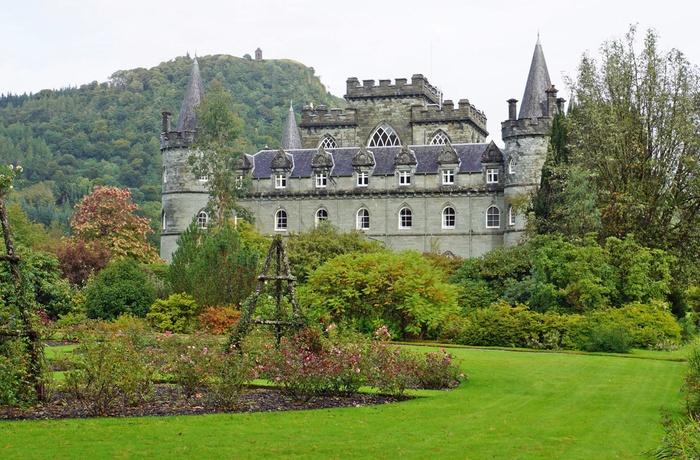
xmin=229 ymin=235 xmax=305 ymax=348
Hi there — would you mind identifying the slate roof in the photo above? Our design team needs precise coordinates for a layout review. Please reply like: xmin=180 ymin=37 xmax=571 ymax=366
xmin=176 ymin=58 xmax=205 ymax=132
xmin=518 ymin=37 xmax=552 ymax=120
xmin=247 ymin=144 xmax=498 ymax=179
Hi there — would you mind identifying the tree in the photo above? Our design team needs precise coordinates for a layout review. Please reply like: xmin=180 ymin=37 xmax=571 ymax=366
xmin=566 ymin=26 xmax=700 ymax=287
xmin=167 ymin=220 xmax=265 ymax=308
xmin=70 ymin=186 xmax=159 ymax=263
xmin=191 ymin=79 xmax=248 ymax=225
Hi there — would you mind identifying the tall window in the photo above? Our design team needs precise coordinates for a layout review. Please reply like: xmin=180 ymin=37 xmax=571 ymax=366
xmin=197 ymin=211 xmax=208 ymax=229
xmin=508 ymin=158 xmax=515 ymax=174
xmin=486 ymin=168 xmax=499 ymax=184
xmin=399 ymin=207 xmax=412 ymax=229
xmin=398 ymin=171 xmax=411 ymax=186
xmin=275 ymin=209 xmax=287 ymax=231
xmin=357 ymin=171 xmax=369 ymax=187
xmin=316 ymin=208 xmax=328 ymax=225
xmin=509 ymin=207 xmax=516 ymax=226
xmin=357 ymin=208 xmax=370 ymax=230
xmin=430 ymin=130 xmax=451 ymax=145
xmin=442 ymin=169 xmax=455 ymax=185
xmin=319 ymin=134 xmax=338 ymax=149
xmin=162 ymin=167 xmax=167 ymax=184
xmin=368 ymin=123 xmax=400 ymax=147
xmin=443 ymin=206 xmax=456 ymax=229
xmin=486 ymin=206 xmax=500 ymax=228
xmin=315 ymin=173 xmax=327 ymax=188
xmin=161 ymin=210 xmax=167 ymax=230
xmin=275 ymin=174 xmax=287 ymax=189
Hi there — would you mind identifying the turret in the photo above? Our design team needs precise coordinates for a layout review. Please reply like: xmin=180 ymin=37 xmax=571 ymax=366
xmin=280 ymin=101 xmax=302 ymax=150
xmin=502 ymin=37 xmax=555 ymax=245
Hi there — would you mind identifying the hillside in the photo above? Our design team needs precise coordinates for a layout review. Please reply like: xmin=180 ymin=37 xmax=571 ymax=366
xmin=0 ymin=54 xmax=345 ymax=239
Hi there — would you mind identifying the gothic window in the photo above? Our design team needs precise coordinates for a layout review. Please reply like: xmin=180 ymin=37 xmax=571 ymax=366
xmin=357 ymin=171 xmax=369 ymax=187
xmin=161 ymin=210 xmax=166 ymax=230
xmin=315 ymin=173 xmax=327 ymax=188
xmin=316 ymin=208 xmax=328 ymax=225
xmin=275 ymin=209 xmax=288 ymax=231
xmin=430 ymin=130 xmax=451 ymax=145
xmin=197 ymin=211 xmax=208 ymax=229
xmin=162 ymin=167 xmax=167 ymax=184
xmin=486 ymin=206 xmax=500 ymax=228
xmin=275 ymin=174 xmax=287 ymax=189
xmin=508 ymin=158 xmax=515 ymax=174
xmin=357 ymin=208 xmax=370 ymax=230
xmin=442 ymin=169 xmax=455 ymax=185
xmin=486 ymin=168 xmax=499 ymax=184
xmin=398 ymin=171 xmax=411 ymax=186
xmin=368 ymin=123 xmax=401 ymax=147
xmin=443 ymin=206 xmax=456 ymax=229
xmin=399 ymin=207 xmax=412 ymax=229
xmin=509 ymin=206 xmax=516 ymax=226
xmin=319 ymin=134 xmax=338 ymax=149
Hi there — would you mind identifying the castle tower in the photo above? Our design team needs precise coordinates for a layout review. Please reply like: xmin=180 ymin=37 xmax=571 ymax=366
xmin=160 ymin=57 xmax=209 ymax=262
xmin=280 ymin=101 xmax=302 ymax=149
xmin=502 ymin=37 xmax=558 ymax=246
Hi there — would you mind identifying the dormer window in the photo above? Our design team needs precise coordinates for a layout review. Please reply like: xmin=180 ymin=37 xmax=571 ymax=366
xmin=315 ymin=173 xmax=327 ymax=188
xmin=442 ymin=169 xmax=455 ymax=185
xmin=275 ymin=174 xmax=287 ymax=189
xmin=486 ymin=168 xmax=499 ymax=184
xmin=357 ymin=171 xmax=369 ymax=187
xmin=398 ymin=171 xmax=411 ymax=186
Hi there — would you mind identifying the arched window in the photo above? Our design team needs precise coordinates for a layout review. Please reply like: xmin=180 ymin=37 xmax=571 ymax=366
xmin=275 ymin=209 xmax=287 ymax=231
xmin=368 ymin=123 xmax=401 ymax=147
xmin=161 ymin=210 xmax=167 ymax=230
xmin=486 ymin=206 xmax=500 ymax=228
xmin=508 ymin=157 xmax=515 ymax=174
xmin=399 ymin=207 xmax=412 ymax=229
xmin=197 ymin=211 xmax=208 ymax=229
xmin=319 ymin=134 xmax=338 ymax=149
xmin=443 ymin=206 xmax=456 ymax=229
xmin=429 ymin=130 xmax=451 ymax=145
xmin=316 ymin=208 xmax=328 ymax=225
xmin=509 ymin=206 xmax=516 ymax=226
xmin=356 ymin=208 xmax=370 ymax=230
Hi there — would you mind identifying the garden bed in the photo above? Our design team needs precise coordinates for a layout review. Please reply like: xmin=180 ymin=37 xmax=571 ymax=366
xmin=0 ymin=384 xmax=406 ymax=420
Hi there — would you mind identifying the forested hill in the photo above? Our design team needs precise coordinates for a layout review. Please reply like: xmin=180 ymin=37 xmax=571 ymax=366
xmin=0 ymin=54 xmax=345 ymax=236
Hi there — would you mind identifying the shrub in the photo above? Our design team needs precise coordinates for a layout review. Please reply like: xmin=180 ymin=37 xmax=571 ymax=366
xmin=578 ymin=325 xmax=633 ymax=353
xmin=413 ymin=349 xmax=463 ymax=390
xmin=205 ymin=350 xmax=252 ymax=409
xmin=649 ymin=411 xmax=700 ymax=459
xmin=148 ymin=293 xmax=200 ymax=333
xmin=63 ymin=332 xmax=154 ymax=416
xmin=83 ymin=258 xmax=156 ymax=320
xmin=0 ymin=339 xmax=34 ymax=406
xmin=159 ymin=334 xmax=212 ymax=398
xmin=197 ymin=306 xmax=241 ymax=334
xmin=685 ymin=338 xmax=700 ymax=417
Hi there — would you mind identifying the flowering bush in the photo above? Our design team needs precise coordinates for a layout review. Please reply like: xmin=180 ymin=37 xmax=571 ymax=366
xmin=159 ymin=334 xmax=212 ymax=398
xmin=63 ymin=332 xmax=154 ymax=416
xmin=414 ymin=349 xmax=463 ymax=390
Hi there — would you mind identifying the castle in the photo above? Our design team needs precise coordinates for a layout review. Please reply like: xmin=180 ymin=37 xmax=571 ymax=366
xmin=160 ymin=39 xmax=563 ymax=262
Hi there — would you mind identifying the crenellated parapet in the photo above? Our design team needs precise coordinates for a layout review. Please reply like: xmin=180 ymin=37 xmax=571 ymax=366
xmin=345 ymin=74 xmax=441 ymax=104
xmin=160 ymin=130 xmax=197 ymax=150
xmin=300 ymin=106 xmax=357 ymax=127
xmin=411 ymin=99 xmax=488 ymax=134
xmin=500 ymin=116 xmax=552 ymax=140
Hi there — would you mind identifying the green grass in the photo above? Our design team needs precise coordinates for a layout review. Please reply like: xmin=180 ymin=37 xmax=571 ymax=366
xmin=1 ymin=348 xmax=685 ymax=459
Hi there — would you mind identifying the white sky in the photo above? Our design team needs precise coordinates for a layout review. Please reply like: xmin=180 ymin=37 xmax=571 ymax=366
xmin=2 ymin=0 xmax=698 ymax=144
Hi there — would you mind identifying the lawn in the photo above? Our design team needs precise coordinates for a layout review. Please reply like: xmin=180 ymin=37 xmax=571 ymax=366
xmin=0 ymin=347 xmax=685 ymax=459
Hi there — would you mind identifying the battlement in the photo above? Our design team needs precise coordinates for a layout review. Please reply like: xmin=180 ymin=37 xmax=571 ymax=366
xmin=160 ymin=130 xmax=197 ymax=150
xmin=411 ymin=99 xmax=488 ymax=133
xmin=299 ymin=105 xmax=358 ymax=127
xmin=501 ymin=117 xmax=552 ymax=140
xmin=345 ymin=74 xmax=441 ymax=104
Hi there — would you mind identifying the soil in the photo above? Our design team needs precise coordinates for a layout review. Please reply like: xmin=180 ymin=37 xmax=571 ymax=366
xmin=0 ymin=385 xmax=407 ymax=421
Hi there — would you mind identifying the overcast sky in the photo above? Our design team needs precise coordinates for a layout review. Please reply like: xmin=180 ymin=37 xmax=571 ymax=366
xmin=2 ymin=0 xmax=698 ymax=144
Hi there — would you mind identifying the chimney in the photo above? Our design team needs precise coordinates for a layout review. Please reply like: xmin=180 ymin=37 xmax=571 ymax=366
xmin=546 ymin=85 xmax=558 ymax=117
xmin=162 ymin=111 xmax=171 ymax=133
xmin=507 ymin=99 xmax=518 ymax=121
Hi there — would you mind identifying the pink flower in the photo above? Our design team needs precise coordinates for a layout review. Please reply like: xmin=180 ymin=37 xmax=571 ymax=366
xmin=202 ymin=347 xmax=208 ymax=355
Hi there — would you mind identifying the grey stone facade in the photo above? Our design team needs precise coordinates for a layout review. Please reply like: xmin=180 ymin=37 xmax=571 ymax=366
xmin=160 ymin=40 xmax=561 ymax=262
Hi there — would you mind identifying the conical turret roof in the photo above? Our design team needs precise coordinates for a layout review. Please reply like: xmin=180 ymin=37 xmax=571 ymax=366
xmin=518 ymin=36 xmax=552 ymax=120
xmin=280 ymin=101 xmax=302 ymax=150
xmin=176 ymin=57 xmax=205 ymax=132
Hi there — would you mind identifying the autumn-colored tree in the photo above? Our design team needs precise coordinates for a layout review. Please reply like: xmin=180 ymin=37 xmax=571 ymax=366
xmin=54 ymin=238 xmax=113 ymax=286
xmin=70 ymin=186 xmax=160 ymax=263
